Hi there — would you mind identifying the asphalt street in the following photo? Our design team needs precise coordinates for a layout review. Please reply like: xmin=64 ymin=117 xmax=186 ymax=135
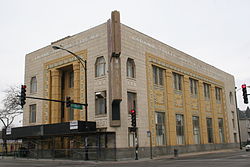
xmin=0 ymin=149 xmax=249 ymax=167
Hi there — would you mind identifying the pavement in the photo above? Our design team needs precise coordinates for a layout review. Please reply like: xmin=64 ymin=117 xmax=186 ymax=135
xmin=0 ymin=148 xmax=242 ymax=164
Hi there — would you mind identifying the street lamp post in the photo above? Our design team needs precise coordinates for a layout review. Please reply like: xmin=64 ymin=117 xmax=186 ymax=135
xmin=52 ymin=46 xmax=88 ymax=123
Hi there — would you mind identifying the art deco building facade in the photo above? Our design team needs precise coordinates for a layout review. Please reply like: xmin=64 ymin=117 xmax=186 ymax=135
xmin=22 ymin=11 xmax=238 ymax=159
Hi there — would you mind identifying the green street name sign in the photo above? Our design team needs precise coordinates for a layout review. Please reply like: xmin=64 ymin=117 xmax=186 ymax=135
xmin=70 ymin=104 xmax=83 ymax=109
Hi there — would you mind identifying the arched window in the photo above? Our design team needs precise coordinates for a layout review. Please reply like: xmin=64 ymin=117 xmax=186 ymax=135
xmin=229 ymin=92 xmax=234 ymax=104
xmin=30 ymin=76 xmax=37 ymax=93
xmin=95 ymin=56 xmax=106 ymax=77
xmin=127 ymin=58 xmax=135 ymax=78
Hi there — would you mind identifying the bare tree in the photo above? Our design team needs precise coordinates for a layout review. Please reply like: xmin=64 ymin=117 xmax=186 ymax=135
xmin=0 ymin=85 xmax=22 ymax=154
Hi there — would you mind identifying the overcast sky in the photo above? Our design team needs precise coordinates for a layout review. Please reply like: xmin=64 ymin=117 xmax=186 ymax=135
xmin=0 ymin=0 xmax=250 ymax=126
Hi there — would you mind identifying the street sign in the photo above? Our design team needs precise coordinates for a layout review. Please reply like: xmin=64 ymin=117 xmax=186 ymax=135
xmin=6 ymin=127 xmax=11 ymax=135
xmin=70 ymin=120 xmax=78 ymax=130
xmin=70 ymin=103 xmax=83 ymax=109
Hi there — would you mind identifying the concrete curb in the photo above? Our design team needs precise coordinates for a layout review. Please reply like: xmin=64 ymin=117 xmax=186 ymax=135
xmin=0 ymin=148 xmax=241 ymax=164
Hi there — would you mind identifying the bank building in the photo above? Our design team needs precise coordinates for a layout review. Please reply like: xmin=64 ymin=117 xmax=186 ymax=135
xmin=4 ymin=11 xmax=239 ymax=160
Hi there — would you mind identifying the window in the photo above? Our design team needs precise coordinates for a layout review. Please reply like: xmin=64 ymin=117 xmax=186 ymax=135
xmin=69 ymin=71 xmax=74 ymax=88
xmin=206 ymin=118 xmax=213 ymax=143
xmin=176 ymin=114 xmax=185 ymax=145
xmin=218 ymin=118 xmax=224 ymax=143
xmin=30 ymin=76 xmax=37 ymax=93
xmin=215 ymin=87 xmax=222 ymax=102
xmin=127 ymin=58 xmax=135 ymax=78
xmin=128 ymin=129 xmax=138 ymax=147
xmin=203 ymin=83 xmax=210 ymax=99
xmin=95 ymin=91 xmax=106 ymax=115
xmin=192 ymin=116 xmax=200 ymax=144
xmin=234 ymin=133 xmax=237 ymax=143
xmin=152 ymin=65 xmax=164 ymax=85
xmin=95 ymin=56 xmax=106 ymax=77
xmin=69 ymin=107 xmax=74 ymax=120
xmin=173 ymin=73 xmax=182 ymax=91
xmin=229 ymin=92 xmax=234 ymax=104
xmin=232 ymin=111 xmax=236 ymax=129
xmin=155 ymin=112 xmax=165 ymax=145
xmin=29 ymin=104 xmax=36 ymax=123
xmin=127 ymin=92 xmax=136 ymax=113
xmin=190 ymin=78 xmax=198 ymax=96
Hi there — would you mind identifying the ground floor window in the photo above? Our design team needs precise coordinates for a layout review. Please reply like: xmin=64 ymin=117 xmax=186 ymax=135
xmin=155 ymin=112 xmax=166 ymax=145
xmin=29 ymin=104 xmax=36 ymax=123
xmin=95 ymin=91 xmax=107 ymax=115
xmin=176 ymin=114 xmax=185 ymax=145
xmin=206 ymin=118 xmax=213 ymax=143
xmin=234 ymin=133 xmax=237 ymax=143
xmin=128 ymin=130 xmax=138 ymax=147
xmin=192 ymin=116 xmax=200 ymax=144
xmin=218 ymin=118 xmax=225 ymax=143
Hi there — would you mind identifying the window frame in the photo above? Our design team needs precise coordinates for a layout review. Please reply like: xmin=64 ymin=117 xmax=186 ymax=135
xmin=203 ymin=83 xmax=211 ymax=99
xmin=176 ymin=114 xmax=185 ymax=145
xmin=30 ymin=76 xmax=37 ymax=94
xmin=95 ymin=91 xmax=107 ymax=115
xmin=68 ymin=107 xmax=74 ymax=121
xmin=192 ymin=116 xmax=200 ymax=144
xmin=29 ymin=104 xmax=36 ymax=123
xmin=127 ymin=92 xmax=137 ymax=114
xmin=173 ymin=72 xmax=182 ymax=91
xmin=215 ymin=87 xmax=222 ymax=102
xmin=152 ymin=65 xmax=164 ymax=86
xmin=218 ymin=118 xmax=225 ymax=143
xmin=127 ymin=58 xmax=136 ymax=78
xmin=206 ymin=118 xmax=213 ymax=143
xmin=229 ymin=92 xmax=234 ymax=104
xmin=190 ymin=78 xmax=198 ymax=96
xmin=155 ymin=112 xmax=166 ymax=146
xmin=69 ymin=71 xmax=74 ymax=88
xmin=95 ymin=56 xmax=106 ymax=77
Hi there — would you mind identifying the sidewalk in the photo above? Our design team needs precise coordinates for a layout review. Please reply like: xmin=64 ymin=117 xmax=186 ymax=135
xmin=0 ymin=148 xmax=241 ymax=164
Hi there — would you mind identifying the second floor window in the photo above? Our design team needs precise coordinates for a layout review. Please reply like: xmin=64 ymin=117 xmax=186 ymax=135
xmin=190 ymin=78 xmax=198 ymax=95
xmin=173 ymin=73 xmax=182 ymax=91
xmin=152 ymin=65 xmax=164 ymax=85
xmin=215 ymin=87 xmax=222 ymax=102
xmin=95 ymin=56 xmax=106 ymax=77
xmin=229 ymin=92 xmax=234 ymax=104
xmin=69 ymin=107 xmax=74 ymax=120
xmin=30 ymin=76 xmax=37 ymax=93
xmin=232 ymin=111 xmax=236 ymax=129
xmin=203 ymin=83 xmax=210 ymax=99
xmin=127 ymin=58 xmax=135 ymax=78
xmin=69 ymin=71 xmax=74 ymax=88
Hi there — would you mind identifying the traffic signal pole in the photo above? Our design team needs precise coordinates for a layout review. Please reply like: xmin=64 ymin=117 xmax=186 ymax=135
xmin=18 ymin=95 xmax=86 ymax=106
xmin=130 ymin=109 xmax=138 ymax=160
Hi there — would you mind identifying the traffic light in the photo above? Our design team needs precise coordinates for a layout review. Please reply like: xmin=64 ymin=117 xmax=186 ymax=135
xmin=66 ymin=96 xmax=72 ymax=108
xmin=20 ymin=85 xmax=26 ymax=108
xmin=242 ymin=84 xmax=248 ymax=104
xmin=130 ymin=109 xmax=136 ymax=131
